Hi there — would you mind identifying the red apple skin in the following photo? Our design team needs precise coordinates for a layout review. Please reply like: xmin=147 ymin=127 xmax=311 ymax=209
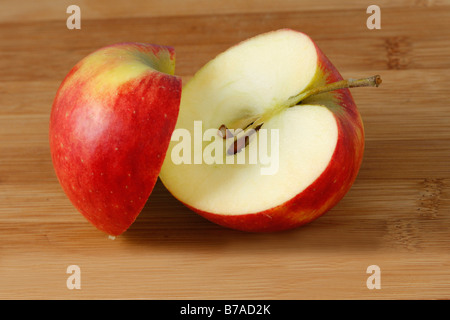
xmin=49 ymin=43 xmax=181 ymax=236
xmin=183 ymin=38 xmax=364 ymax=232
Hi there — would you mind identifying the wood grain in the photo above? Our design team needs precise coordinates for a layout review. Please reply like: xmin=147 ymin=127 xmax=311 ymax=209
xmin=1 ymin=0 xmax=450 ymax=299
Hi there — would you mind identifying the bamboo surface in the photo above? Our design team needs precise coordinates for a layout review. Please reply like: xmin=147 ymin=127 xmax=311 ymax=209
xmin=0 ymin=0 xmax=449 ymax=299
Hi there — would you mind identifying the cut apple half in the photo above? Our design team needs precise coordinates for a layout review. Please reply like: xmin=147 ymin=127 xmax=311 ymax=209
xmin=160 ymin=29 xmax=378 ymax=232
xmin=50 ymin=43 xmax=182 ymax=236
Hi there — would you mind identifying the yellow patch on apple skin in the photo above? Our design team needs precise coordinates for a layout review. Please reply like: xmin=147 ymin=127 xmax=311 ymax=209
xmin=59 ymin=44 xmax=176 ymax=101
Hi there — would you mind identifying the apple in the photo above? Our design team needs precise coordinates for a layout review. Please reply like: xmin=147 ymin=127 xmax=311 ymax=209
xmin=159 ymin=29 xmax=381 ymax=232
xmin=49 ymin=43 xmax=182 ymax=236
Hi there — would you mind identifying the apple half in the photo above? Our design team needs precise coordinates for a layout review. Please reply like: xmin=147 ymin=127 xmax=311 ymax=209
xmin=49 ymin=43 xmax=182 ymax=236
xmin=159 ymin=29 xmax=380 ymax=232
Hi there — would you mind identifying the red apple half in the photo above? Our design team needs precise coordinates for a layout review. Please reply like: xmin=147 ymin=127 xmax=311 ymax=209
xmin=49 ymin=43 xmax=182 ymax=236
xmin=159 ymin=29 xmax=375 ymax=232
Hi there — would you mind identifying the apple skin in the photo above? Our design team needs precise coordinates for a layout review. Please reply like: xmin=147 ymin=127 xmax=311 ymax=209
xmin=181 ymin=35 xmax=364 ymax=232
xmin=49 ymin=43 xmax=181 ymax=236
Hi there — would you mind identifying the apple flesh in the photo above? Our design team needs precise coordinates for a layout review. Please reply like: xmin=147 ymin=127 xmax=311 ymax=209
xmin=49 ymin=43 xmax=181 ymax=236
xmin=160 ymin=29 xmax=377 ymax=232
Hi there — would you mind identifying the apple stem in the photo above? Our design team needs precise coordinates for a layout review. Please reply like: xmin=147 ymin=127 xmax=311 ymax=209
xmin=245 ymin=75 xmax=382 ymax=131
xmin=220 ymin=75 xmax=382 ymax=154
xmin=285 ymin=75 xmax=382 ymax=108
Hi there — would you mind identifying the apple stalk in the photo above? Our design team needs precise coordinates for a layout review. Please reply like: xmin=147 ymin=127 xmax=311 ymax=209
xmin=224 ymin=75 xmax=382 ymax=154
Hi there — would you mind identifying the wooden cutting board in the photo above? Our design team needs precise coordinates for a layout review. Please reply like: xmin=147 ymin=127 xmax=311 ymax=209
xmin=1 ymin=0 xmax=449 ymax=299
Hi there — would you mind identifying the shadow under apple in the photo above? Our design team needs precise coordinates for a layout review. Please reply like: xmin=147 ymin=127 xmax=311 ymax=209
xmin=122 ymin=178 xmax=385 ymax=254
